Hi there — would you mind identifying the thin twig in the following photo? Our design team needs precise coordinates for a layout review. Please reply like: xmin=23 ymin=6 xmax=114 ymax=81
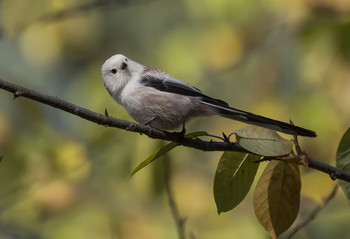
xmin=1 ymin=78 xmax=350 ymax=182
xmin=284 ymin=185 xmax=339 ymax=239
xmin=203 ymin=133 xmax=226 ymax=142
xmin=163 ymin=155 xmax=186 ymax=239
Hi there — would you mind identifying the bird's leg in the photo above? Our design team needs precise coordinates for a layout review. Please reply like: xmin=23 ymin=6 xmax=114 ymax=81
xmin=180 ymin=122 xmax=186 ymax=136
xmin=142 ymin=116 xmax=157 ymax=134
xmin=172 ymin=122 xmax=186 ymax=138
xmin=142 ymin=116 xmax=157 ymax=126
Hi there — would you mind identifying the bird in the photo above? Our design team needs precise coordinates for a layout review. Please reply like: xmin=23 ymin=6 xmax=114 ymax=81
xmin=101 ymin=54 xmax=316 ymax=137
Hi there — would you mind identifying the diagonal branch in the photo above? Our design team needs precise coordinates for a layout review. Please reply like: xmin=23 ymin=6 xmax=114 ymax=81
xmin=1 ymin=78 xmax=350 ymax=182
xmin=0 ymin=78 xmax=247 ymax=152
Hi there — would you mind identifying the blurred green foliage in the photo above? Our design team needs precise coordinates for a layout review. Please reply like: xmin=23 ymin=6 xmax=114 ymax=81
xmin=0 ymin=0 xmax=350 ymax=238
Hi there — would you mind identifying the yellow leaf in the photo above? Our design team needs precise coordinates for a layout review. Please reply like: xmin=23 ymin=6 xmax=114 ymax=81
xmin=253 ymin=160 xmax=301 ymax=238
xmin=277 ymin=153 xmax=309 ymax=166
xmin=200 ymin=25 xmax=243 ymax=69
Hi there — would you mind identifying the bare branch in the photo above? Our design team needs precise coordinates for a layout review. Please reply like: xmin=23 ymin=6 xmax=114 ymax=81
xmin=1 ymin=78 xmax=350 ymax=182
xmin=0 ymin=78 xmax=247 ymax=152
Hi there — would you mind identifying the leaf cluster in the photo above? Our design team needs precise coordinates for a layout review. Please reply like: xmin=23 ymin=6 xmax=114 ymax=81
xmin=132 ymin=126 xmax=350 ymax=238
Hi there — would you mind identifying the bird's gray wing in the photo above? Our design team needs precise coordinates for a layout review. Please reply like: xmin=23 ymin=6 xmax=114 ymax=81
xmin=140 ymin=72 xmax=229 ymax=108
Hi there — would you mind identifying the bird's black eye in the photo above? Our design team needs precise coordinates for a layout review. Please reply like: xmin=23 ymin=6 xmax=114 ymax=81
xmin=121 ymin=62 xmax=128 ymax=70
xmin=111 ymin=69 xmax=117 ymax=74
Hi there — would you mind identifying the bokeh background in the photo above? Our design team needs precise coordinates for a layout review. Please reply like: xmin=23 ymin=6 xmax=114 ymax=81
xmin=0 ymin=0 xmax=350 ymax=238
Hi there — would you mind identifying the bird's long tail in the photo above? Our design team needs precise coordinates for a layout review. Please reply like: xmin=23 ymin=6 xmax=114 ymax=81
xmin=202 ymin=102 xmax=317 ymax=137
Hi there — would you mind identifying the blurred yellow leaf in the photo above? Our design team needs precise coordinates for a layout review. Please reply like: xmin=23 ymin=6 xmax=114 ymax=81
xmin=302 ymin=171 xmax=336 ymax=205
xmin=34 ymin=180 xmax=76 ymax=211
xmin=19 ymin=24 xmax=62 ymax=67
xmin=200 ymin=25 xmax=243 ymax=69
xmin=54 ymin=140 xmax=90 ymax=182
xmin=51 ymin=0 xmax=79 ymax=11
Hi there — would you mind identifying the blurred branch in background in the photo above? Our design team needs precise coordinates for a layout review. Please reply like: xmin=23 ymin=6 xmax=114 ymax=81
xmin=13 ymin=0 xmax=130 ymax=35
xmin=1 ymin=78 xmax=350 ymax=184
xmin=284 ymin=185 xmax=339 ymax=239
xmin=163 ymin=154 xmax=187 ymax=239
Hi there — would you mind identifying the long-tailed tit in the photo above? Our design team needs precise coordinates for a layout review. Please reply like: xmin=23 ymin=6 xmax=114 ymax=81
xmin=101 ymin=54 xmax=316 ymax=137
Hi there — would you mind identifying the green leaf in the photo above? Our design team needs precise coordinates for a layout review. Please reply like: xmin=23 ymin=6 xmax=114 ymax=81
xmin=336 ymin=127 xmax=350 ymax=199
xmin=214 ymin=152 xmax=260 ymax=214
xmin=253 ymin=160 xmax=301 ymax=239
xmin=130 ymin=142 xmax=178 ymax=177
xmin=235 ymin=126 xmax=294 ymax=157
xmin=130 ymin=131 xmax=207 ymax=177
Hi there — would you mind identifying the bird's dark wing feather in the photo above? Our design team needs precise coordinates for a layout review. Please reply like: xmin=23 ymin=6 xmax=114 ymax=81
xmin=140 ymin=74 xmax=229 ymax=108
xmin=140 ymin=70 xmax=317 ymax=137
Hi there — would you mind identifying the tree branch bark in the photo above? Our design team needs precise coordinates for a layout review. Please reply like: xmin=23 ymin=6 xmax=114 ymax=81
xmin=1 ymin=78 xmax=350 ymax=182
